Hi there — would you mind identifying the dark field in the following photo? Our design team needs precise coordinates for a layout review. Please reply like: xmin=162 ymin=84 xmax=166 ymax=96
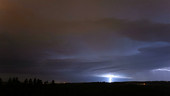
xmin=1 ymin=81 xmax=170 ymax=96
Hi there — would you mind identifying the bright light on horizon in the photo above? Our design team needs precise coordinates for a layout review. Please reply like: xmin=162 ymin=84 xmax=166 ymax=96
xmin=96 ymin=74 xmax=132 ymax=83
xmin=101 ymin=75 xmax=114 ymax=83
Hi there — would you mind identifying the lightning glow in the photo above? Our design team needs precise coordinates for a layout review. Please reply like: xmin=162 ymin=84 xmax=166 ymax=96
xmin=96 ymin=74 xmax=132 ymax=83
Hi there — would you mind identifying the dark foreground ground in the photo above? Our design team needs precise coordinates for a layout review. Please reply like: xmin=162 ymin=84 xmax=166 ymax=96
xmin=1 ymin=82 xmax=170 ymax=96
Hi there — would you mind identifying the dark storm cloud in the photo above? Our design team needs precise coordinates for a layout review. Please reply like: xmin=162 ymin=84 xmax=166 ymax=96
xmin=103 ymin=0 xmax=170 ymax=20
xmin=97 ymin=19 xmax=170 ymax=42
xmin=1 ymin=0 xmax=170 ymax=81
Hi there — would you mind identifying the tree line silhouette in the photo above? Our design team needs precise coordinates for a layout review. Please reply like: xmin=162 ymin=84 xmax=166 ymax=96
xmin=0 ymin=77 xmax=55 ymax=86
xmin=1 ymin=77 xmax=170 ymax=96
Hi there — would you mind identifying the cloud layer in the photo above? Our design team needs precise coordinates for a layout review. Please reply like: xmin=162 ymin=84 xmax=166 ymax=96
xmin=0 ymin=0 xmax=170 ymax=82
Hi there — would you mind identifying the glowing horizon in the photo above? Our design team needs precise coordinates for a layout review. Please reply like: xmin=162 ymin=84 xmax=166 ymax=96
xmin=96 ymin=74 xmax=132 ymax=82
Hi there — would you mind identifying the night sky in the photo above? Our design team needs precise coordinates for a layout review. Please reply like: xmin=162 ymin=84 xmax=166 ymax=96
xmin=1 ymin=0 xmax=170 ymax=82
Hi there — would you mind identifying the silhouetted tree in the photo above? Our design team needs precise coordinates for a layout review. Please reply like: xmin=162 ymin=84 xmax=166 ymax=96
xmin=0 ymin=78 xmax=2 ymax=85
xmin=12 ymin=77 xmax=16 ymax=83
xmin=33 ymin=78 xmax=37 ymax=85
xmin=37 ymin=79 xmax=43 ymax=85
xmin=8 ymin=78 xmax=12 ymax=85
xmin=29 ymin=78 xmax=33 ymax=85
xmin=24 ymin=78 xmax=28 ymax=85
xmin=15 ymin=77 xmax=20 ymax=84
xmin=51 ymin=80 xmax=55 ymax=85
xmin=7 ymin=77 xmax=19 ymax=85
xmin=44 ymin=81 xmax=48 ymax=85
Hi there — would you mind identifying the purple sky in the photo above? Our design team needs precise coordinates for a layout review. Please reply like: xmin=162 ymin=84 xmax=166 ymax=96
xmin=1 ymin=0 xmax=170 ymax=82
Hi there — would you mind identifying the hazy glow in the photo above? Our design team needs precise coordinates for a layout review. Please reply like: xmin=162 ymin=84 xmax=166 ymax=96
xmin=102 ymin=75 xmax=121 ymax=78
xmin=97 ymin=74 xmax=132 ymax=83
xmin=103 ymin=75 xmax=117 ymax=83
xmin=152 ymin=67 xmax=170 ymax=72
